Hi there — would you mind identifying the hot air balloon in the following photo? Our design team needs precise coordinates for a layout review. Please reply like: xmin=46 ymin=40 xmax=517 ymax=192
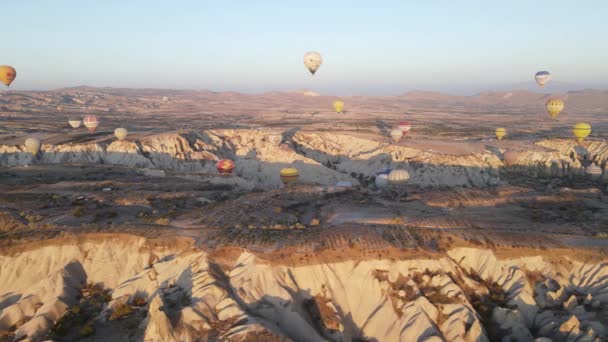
xmin=280 ymin=167 xmax=299 ymax=184
xmin=388 ymin=169 xmax=410 ymax=186
xmin=535 ymin=71 xmax=551 ymax=87
xmin=390 ymin=129 xmax=403 ymax=142
xmin=216 ymin=159 xmax=235 ymax=174
xmin=68 ymin=117 xmax=82 ymax=128
xmin=83 ymin=115 xmax=99 ymax=132
xmin=495 ymin=128 xmax=506 ymax=140
xmin=0 ymin=66 xmax=16 ymax=87
xmin=545 ymin=99 xmax=564 ymax=120
xmin=114 ymin=128 xmax=128 ymax=141
xmin=24 ymin=137 xmax=41 ymax=156
xmin=333 ymin=100 xmax=344 ymax=113
xmin=573 ymin=123 xmax=591 ymax=143
xmin=502 ymin=150 xmax=520 ymax=166
xmin=375 ymin=174 xmax=389 ymax=189
xmin=398 ymin=122 xmax=411 ymax=135
xmin=585 ymin=164 xmax=602 ymax=180
xmin=303 ymin=52 xmax=322 ymax=75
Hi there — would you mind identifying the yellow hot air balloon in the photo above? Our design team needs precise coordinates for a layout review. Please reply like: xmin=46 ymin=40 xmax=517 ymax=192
xmin=114 ymin=128 xmax=128 ymax=141
xmin=573 ymin=123 xmax=591 ymax=143
xmin=333 ymin=100 xmax=344 ymax=113
xmin=280 ymin=167 xmax=299 ymax=184
xmin=0 ymin=66 xmax=17 ymax=87
xmin=495 ymin=128 xmax=506 ymax=140
xmin=24 ymin=137 xmax=41 ymax=156
xmin=545 ymin=99 xmax=564 ymax=120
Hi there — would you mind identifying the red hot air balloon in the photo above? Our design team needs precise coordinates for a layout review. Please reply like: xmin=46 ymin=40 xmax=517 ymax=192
xmin=216 ymin=159 xmax=235 ymax=174
xmin=83 ymin=115 xmax=99 ymax=132
xmin=398 ymin=122 xmax=411 ymax=135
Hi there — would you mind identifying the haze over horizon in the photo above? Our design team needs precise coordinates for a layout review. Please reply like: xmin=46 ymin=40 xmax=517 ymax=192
xmin=4 ymin=0 xmax=607 ymax=95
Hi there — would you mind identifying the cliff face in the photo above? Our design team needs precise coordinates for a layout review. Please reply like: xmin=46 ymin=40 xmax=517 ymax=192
xmin=0 ymin=238 xmax=606 ymax=341
xmin=2 ymin=130 xmax=606 ymax=191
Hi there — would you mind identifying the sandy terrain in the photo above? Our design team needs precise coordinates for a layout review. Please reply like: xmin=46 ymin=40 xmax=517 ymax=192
xmin=1 ymin=87 xmax=608 ymax=341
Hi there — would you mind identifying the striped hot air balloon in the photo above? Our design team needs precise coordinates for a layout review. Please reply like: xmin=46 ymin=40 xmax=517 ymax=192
xmin=280 ymin=167 xmax=299 ymax=184
xmin=216 ymin=159 xmax=235 ymax=174
xmin=83 ymin=115 xmax=99 ymax=132
xmin=585 ymin=164 xmax=602 ymax=180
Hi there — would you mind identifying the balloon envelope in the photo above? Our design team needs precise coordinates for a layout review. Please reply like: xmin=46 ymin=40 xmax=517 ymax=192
xmin=216 ymin=159 xmax=235 ymax=174
xmin=503 ymin=150 xmax=520 ymax=166
xmin=303 ymin=51 xmax=322 ymax=75
xmin=495 ymin=128 xmax=506 ymax=140
xmin=114 ymin=128 xmax=128 ymax=140
xmin=535 ymin=71 xmax=551 ymax=87
xmin=280 ymin=167 xmax=299 ymax=184
xmin=0 ymin=66 xmax=16 ymax=86
xmin=573 ymin=123 xmax=591 ymax=142
xmin=83 ymin=115 xmax=99 ymax=132
xmin=24 ymin=137 xmax=41 ymax=155
xmin=375 ymin=174 xmax=390 ymax=189
xmin=545 ymin=99 xmax=564 ymax=120
xmin=388 ymin=169 xmax=410 ymax=186
xmin=585 ymin=164 xmax=602 ymax=180
xmin=333 ymin=100 xmax=344 ymax=113
xmin=398 ymin=122 xmax=411 ymax=134
xmin=390 ymin=129 xmax=403 ymax=142
xmin=68 ymin=118 xmax=82 ymax=128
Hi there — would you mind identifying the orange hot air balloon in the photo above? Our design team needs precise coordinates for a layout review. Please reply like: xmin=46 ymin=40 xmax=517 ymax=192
xmin=0 ymin=66 xmax=17 ymax=87
xmin=216 ymin=159 xmax=235 ymax=174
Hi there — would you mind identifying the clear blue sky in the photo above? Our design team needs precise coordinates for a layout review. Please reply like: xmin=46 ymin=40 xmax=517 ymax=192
xmin=4 ymin=0 xmax=607 ymax=94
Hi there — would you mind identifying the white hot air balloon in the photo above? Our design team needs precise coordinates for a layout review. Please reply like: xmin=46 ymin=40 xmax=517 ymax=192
xmin=24 ymin=137 xmax=41 ymax=156
xmin=535 ymin=71 xmax=551 ymax=87
xmin=114 ymin=127 xmax=128 ymax=141
xmin=390 ymin=128 xmax=403 ymax=142
xmin=375 ymin=173 xmax=390 ymax=189
xmin=68 ymin=117 xmax=82 ymax=128
xmin=303 ymin=51 xmax=323 ymax=75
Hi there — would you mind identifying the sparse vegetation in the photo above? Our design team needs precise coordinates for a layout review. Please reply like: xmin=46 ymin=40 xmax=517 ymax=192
xmin=109 ymin=303 xmax=135 ymax=321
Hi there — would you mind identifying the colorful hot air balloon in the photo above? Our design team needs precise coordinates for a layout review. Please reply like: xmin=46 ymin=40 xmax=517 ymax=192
xmin=535 ymin=71 xmax=551 ymax=87
xmin=545 ymin=99 xmax=564 ymax=120
xmin=303 ymin=52 xmax=322 ymax=75
xmin=333 ymin=100 xmax=344 ymax=113
xmin=495 ymin=128 xmax=506 ymax=140
xmin=0 ymin=66 xmax=16 ymax=87
xmin=390 ymin=129 xmax=403 ymax=142
xmin=216 ymin=159 xmax=235 ymax=174
xmin=573 ymin=123 xmax=591 ymax=143
xmin=68 ymin=117 xmax=82 ymax=128
xmin=83 ymin=115 xmax=99 ymax=132
xmin=114 ymin=128 xmax=128 ymax=141
xmin=24 ymin=137 xmax=41 ymax=156
xmin=398 ymin=122 xmax=411 ymax=135
xmin=502 ymin=150 xmax=520 ymax=166
xmin=280 ymin=167 xmax=299 ymax=184
xmin=585 ymin=164 xmax=602 ymax=180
